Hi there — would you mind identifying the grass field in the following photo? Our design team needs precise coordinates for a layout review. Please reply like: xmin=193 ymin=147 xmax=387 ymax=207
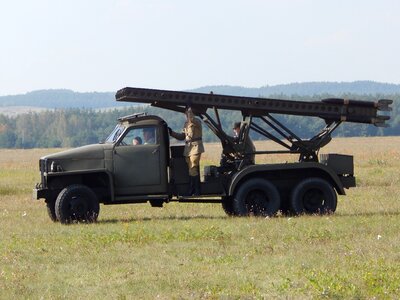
xmin=1 ymin=137 xmax=400 ymax=299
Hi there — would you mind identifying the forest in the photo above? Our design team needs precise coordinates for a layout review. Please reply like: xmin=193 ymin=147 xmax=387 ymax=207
xmin=0 ymin=93 xmax=399 ymax=148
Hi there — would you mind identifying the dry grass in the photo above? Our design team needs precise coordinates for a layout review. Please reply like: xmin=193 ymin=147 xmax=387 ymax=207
xmin=1 ymin=137 xmax=400 ymax=299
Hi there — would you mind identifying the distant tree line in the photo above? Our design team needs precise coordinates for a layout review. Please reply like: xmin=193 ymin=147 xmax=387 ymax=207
xmin=0 ymin=94 xmax=399 ymax=148
xmin=2 ymin=81 xmax=400 ymax=109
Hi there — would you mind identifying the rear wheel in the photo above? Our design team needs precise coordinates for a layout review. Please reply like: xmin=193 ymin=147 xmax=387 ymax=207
xmin=290 ymin=178 xmax=337 ymax=215
xmin=233 ymin=178 xmax=281 ymax=217
xmin=55 ymin=184 xmax=100 ymax=224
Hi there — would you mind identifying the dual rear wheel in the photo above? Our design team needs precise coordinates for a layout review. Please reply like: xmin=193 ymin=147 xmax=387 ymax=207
xmin=233 ymin=178 xmax=281 ymax=217
xmin=223 ymin=177 xmax=337 ymax=217
xmin=290 ymin=177 xmax=337 ymax=215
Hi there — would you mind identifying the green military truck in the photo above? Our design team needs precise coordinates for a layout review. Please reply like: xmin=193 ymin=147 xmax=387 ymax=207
xmin=33 ymin=87 xmax=392 ymax=224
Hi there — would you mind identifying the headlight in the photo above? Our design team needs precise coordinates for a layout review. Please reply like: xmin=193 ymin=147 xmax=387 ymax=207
xmin=50 ymin=161 xmax=63 ymax=172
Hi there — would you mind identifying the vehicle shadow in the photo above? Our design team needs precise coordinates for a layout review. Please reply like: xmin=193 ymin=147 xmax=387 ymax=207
xmin=97 ymin=214 xmax=229 ymax=224
xmin=94 ymin=210 xmax=400 ymax=224
xmin=334 ymin=210 xmax=400 ymax=218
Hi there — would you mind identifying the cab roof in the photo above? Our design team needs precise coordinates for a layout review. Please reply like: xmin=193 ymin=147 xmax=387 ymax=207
xmin=118 ymin=113 xmax=166 ymax=126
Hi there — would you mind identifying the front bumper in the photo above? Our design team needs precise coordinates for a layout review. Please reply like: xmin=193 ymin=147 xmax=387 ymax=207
xmin=33 ymin=184 xmax=48 ymax=200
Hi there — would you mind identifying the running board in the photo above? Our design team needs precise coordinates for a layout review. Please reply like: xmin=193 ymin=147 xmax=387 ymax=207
xmin=104 ymin=194 xmax=223 ymax=205
xmin=105 ymin=194 xmax=169 ymax=205
xmin=172 ymin=195 xmax=222 ymax=203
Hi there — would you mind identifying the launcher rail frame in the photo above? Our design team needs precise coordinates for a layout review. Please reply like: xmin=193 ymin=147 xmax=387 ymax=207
xmin=116 ymin=87 xmax=392 ymax=162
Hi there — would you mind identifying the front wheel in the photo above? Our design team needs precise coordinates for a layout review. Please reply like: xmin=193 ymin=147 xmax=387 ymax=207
xmin=46 ymin=198 xmax=58 ymax=222
xmin=290 ymin=178 xmax=337 ymax=215
xmin=233 ymin=178 xmax=281 ymax=217
xmin=55 ymin=184 xmax=100 ymax=224
xmin=221 ymin=196 xmax=237 ymax=216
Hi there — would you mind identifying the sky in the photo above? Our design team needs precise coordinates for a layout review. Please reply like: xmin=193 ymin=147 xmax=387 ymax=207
xmin=1 ymin=0 xmax=400 ymax=96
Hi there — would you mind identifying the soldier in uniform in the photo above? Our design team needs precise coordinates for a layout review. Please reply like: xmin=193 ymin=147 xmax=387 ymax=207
xmin=169 ymin=107 xmax=204 ymax=196
xmin=220 ymin=122 xmax=256 ymax=170
xmin=233 ymin=122 xmax=256 ymax=164
xmin=143 ymin=127 xmax=156 ymax=144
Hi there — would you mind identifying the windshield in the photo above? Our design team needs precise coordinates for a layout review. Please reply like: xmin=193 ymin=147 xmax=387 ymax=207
xmin=105 ymin=124 xmax=125 ymax=143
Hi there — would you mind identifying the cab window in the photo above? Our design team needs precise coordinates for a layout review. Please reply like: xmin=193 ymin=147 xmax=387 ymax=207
xmin=105 ymin=125 xmax=125 ymax=143
xmin=119 ymin=126 xmax=158 ymax=146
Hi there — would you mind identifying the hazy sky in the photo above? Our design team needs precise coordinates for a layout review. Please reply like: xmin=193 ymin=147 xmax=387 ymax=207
xmin=1 ymin=0 xmax=399 ymax=96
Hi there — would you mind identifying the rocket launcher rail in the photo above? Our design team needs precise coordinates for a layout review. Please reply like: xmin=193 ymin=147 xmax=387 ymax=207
xmin=116 ymin=87 xmax=392 ymax=127
xmin=116 ymin=86 xmax=393 ymax=163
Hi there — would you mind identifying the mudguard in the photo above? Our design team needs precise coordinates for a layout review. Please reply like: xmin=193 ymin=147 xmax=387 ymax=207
xmin=40 ymin=169 xmax=115 ymax=202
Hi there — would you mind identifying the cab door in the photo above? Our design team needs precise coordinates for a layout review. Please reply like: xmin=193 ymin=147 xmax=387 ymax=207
xmin=113 ymin=125 xmax=167 ymax=196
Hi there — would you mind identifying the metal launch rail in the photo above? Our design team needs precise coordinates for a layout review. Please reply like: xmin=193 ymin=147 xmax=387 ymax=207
xmin=116 ymin=87 xmax=392 ymax=162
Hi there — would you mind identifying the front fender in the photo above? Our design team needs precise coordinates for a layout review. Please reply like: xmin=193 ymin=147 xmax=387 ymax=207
xmin=46 ymin=169 xmax=115 ymax=201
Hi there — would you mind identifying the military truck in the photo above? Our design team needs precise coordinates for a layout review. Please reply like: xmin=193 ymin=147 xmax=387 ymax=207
xmin=33 ymin=87 xmax=392 ymax=223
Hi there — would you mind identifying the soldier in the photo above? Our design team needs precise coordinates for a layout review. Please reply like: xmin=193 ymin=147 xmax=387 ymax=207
xmin=143 ymin=127 xmax=156 ymax=144
xmin=233 ymin=122 xmax=256 ymax=164
xmin=169 ymin=107 xmax=204 ymax=196
xmin=132 ymin=136 xmax=142 ymax=145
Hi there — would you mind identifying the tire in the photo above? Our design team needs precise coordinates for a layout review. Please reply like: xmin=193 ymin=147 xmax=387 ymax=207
xmin=46 ymin=199 xmax=58 ymax=222
xmin=290 ymin=177 xmax=337 ymax=215
xmin=55 ymin=184 xmax=100 ymax=224
xmin=221 ymin=196 xmax=237 ymax=216
xmin=233 ymin=178 xmax=281 ymax=217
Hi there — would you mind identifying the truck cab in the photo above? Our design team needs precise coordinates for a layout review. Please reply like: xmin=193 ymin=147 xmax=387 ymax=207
xmin=34 ymin=113 xmax=223 ymax=224
xmin=108 ymin=113 xmax=223 ymax=199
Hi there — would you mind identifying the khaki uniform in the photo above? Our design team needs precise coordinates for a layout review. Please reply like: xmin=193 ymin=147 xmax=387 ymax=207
xmin=170 ymin=112 xmax=204 ymax=176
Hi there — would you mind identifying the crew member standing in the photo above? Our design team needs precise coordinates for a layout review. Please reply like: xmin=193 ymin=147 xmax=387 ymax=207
xmin=169 ymin=107 xmax=204 ymax=196
xmin=233 ymin=122 xmax=256 ymax=164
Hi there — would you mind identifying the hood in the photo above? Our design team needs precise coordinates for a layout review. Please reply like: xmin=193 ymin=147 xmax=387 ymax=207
xmin=42 ymin=144 xmax=113 ymax=173
xmin=43 ymin=144 xmax=108 ymax=160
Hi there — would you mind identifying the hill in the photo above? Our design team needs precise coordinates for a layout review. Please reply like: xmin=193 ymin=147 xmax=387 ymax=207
xmin=0 ymin=89 xmax=119 ymax=109
xmin=191 ymin=81 xmax=400 ymax=97
xmin=1 ymin=81 xmax=400 ymax=109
